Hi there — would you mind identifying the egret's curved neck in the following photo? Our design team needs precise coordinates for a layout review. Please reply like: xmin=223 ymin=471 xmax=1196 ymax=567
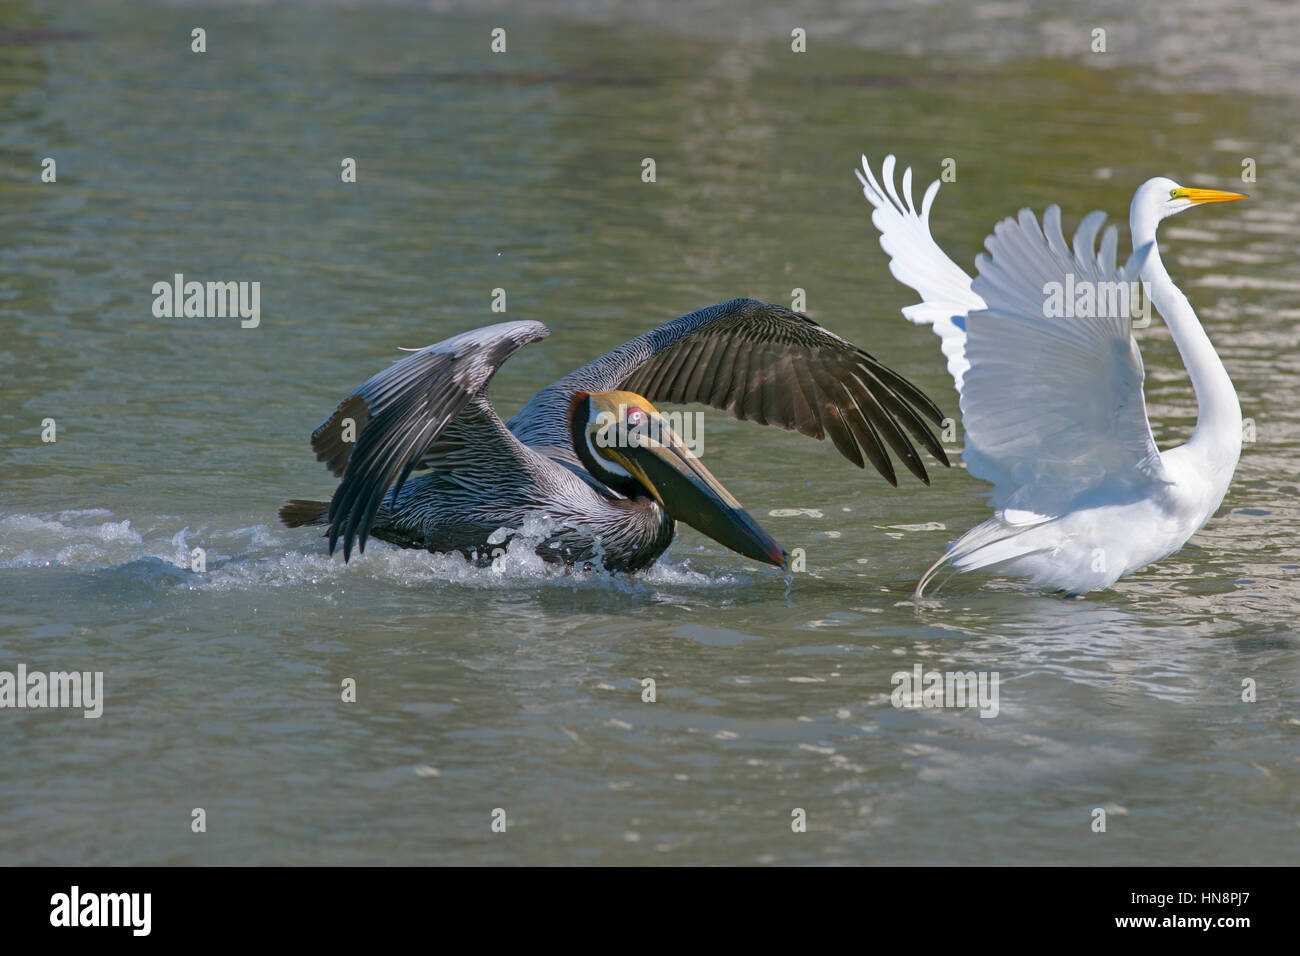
xmin=1131 ymin=209 xmax=1241 ymax=476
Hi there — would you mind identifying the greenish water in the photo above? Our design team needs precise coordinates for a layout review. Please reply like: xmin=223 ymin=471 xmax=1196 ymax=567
xmin=0 ymin=1 xmax=1296 ymax=865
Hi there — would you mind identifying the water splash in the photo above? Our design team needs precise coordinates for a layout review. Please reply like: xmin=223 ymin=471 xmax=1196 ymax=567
xmin=0 ymin=509 xmax=752 ymax=595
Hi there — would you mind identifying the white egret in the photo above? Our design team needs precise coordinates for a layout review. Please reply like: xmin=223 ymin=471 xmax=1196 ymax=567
xmin=856 ymin=155 xmax=1247 ymax=596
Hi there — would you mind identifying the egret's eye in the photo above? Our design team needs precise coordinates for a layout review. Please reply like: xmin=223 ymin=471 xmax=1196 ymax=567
xmin=1169 ymin=188 xmax=1179 ymax=199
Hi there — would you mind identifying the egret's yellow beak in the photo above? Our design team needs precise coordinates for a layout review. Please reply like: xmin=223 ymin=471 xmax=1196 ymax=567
xmin=1173 ymin=186 xmax=1248 ymax=204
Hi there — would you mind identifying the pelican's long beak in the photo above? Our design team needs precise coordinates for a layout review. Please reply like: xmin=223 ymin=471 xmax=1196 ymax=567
xmin=1173 ymin=186 xmax=1248 ymax=204
xmin=603 ymin=411 xmax=787 ymax=568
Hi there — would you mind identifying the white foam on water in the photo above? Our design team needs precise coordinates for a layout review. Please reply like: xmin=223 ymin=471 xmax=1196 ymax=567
xmin=0 ymin=512 xmax=146 ymax=569
xmin=0 ymin=510 xmax=745 ymax=595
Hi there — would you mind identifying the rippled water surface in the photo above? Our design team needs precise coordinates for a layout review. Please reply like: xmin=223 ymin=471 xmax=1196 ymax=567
xmin=1 ymin=0 xmax=1297 ymax=865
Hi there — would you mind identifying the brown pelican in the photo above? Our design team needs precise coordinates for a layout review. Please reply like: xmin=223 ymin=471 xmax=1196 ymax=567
xmin=280 ymin=298 xmax=949 ymax=571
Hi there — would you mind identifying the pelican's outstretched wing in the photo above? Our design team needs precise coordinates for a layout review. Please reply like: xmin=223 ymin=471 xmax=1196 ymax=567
xmin=507 ymin=298 xmax=949 ymax=486
xmin=959 ymin=206 xmax=1164 ymax=512
xmin=307 ymin=320 xmax=549 ymax=559
xmin=856 ymin=155 xmax=985 ymax=391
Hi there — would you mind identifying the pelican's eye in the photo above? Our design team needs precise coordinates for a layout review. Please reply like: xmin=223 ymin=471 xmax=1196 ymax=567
xmin=625 ymin=406 xmax=648 ymax=428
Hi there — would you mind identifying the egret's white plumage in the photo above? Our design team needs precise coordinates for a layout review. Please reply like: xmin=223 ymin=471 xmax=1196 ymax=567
xmin=856 ymin=155 xmax=1246 ymax=595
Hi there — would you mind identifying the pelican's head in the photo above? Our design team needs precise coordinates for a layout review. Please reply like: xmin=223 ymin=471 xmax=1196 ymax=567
xmin=569 ymin=390 xmax=787 ymax=568
xmin=1132 ymin=176 xmax=1246 ymax=236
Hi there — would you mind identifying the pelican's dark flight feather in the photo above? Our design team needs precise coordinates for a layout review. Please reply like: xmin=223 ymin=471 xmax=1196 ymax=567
xmin=509 ymin=298 xmax=948 ymax=484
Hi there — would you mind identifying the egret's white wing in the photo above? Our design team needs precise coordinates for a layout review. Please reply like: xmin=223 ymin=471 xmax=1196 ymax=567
xmin=856 ymin=155 xmax=985 ymax=391
xmin=961 ymin=205 xmax=1165 ymax=515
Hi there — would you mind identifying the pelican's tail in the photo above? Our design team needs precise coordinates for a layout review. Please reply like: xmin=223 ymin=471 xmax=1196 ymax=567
xmin=279 ymin=499 xmax=330 ymax=528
